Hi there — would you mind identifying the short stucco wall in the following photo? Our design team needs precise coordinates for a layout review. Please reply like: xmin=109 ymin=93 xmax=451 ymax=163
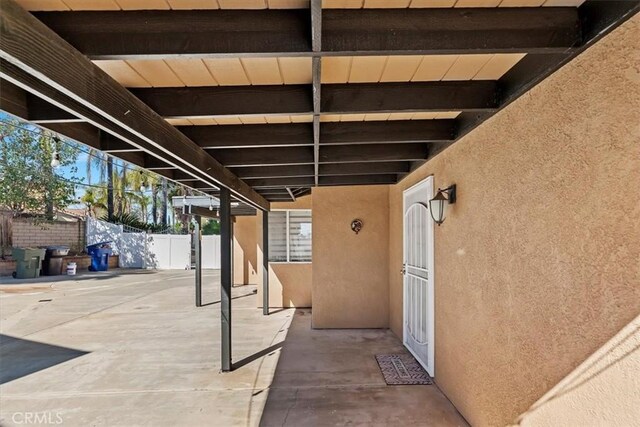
xmin=387 ymin=15 xmax=640 ymax=426
xmin=256 ymin=195 xmax=312 ymax=308
xmin=312 ymin=186 xmax=390 ymax=329
xmin=233 ymin=216 xmax=258 ymax=286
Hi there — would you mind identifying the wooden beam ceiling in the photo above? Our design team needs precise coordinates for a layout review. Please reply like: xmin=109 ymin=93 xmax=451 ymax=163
xmin=2 ymin=0 xmax=638 ymax=202
xmin=32 ymin=8 xmax=581 ymax=59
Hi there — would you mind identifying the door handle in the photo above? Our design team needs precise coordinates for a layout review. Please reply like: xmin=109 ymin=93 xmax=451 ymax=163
xmin=400 ymin=267 xmax=406 ymax=275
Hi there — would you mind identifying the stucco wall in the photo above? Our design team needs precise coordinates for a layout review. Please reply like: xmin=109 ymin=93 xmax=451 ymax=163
xmin=256 ymin=195 xmax=312 ymax=308
xmin=388 ymin=15 xmax=640 ymax=426
xmin=233 ymin=216 xmax=258 ymax=286
xmin=312 ymin=186 xmax=390 ymax=328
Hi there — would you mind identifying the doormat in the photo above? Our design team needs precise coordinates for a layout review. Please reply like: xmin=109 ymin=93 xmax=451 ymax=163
xmin=375 ymin=354 xmax=432 ymax=385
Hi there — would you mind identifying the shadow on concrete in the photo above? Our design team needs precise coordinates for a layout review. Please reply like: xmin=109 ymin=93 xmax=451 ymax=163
xmin=0 ymin=334 xmax=89 ymax=385
xmin=233 ymin=342 xmax=283 ymax=370
xmin=200 ymin=290 xmax=257 ymax=307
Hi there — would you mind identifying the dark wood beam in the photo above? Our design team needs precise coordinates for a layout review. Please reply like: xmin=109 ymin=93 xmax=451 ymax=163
xmin=320 ymin=143 xmax=428 ymax=163
xmin=131 ymin=85 xmax=312 ymax=118
xmin=323 ymin=8 xmax=580 ymax=55
xmin=0 ymin=0 xmax=268 ymax=210
xmin=231 ymin=165 xmax=315 ymax=179
xmin=126 ymin=82 xmax=496 ymax=119
xmin=180 ymin=119 xmax=454 ymax=150
xmin=212 ymin=147 xmax=314 ymax=167
xmin=181 ymin=123 xmax=313 ymax=149
xmin=32 ymin=8 xmax=580 ymax=59
xmin=319 ymin=174 xmax=398 ymax=186
xmin=34 ymin=10 xmax=310 ymax=60
xmin=321 ymin=120 xmax=454 ymax=145
xmin=244 ymin=176 xmax=315 ymax=189
xmin=319 ymin=161 xmax=411 ymax=176
xmin=322 ymin=81 xmax=498 ymax=114
xmin=26 ymin=92 xmax=82 ymax=123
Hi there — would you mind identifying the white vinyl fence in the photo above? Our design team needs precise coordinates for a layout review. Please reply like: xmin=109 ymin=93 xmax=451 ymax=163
xmin=202 ymin=235 xmax=221 ymax=269
xmin=86 ymin=218 xmax=220 ymax=270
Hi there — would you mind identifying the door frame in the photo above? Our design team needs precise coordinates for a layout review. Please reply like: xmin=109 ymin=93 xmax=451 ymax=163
xmin=402 ymin=175 xmax=435 ymax=376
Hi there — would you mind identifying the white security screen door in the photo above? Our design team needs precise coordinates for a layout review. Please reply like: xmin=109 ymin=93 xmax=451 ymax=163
xmin=403 ymin=176 xmax=435 ymax=376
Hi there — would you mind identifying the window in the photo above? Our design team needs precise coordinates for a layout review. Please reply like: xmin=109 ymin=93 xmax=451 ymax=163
xmin=268 ymin=210 xmax=312 ymax=263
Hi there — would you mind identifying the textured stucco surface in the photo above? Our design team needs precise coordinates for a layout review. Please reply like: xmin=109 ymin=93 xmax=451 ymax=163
xmin=233 ymin=216 xmax=258 ymax=286
xmin=312 ymin=186 xmax=390 ymax=329
xmin=388 ymin=15 xmax=640 ymax=426
xmin=256 ymin=196 xmax=313 ymax=308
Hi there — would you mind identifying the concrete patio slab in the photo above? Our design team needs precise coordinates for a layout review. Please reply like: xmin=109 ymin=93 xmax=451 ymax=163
xmin=0 ymin=270 xmax=467 ymax=426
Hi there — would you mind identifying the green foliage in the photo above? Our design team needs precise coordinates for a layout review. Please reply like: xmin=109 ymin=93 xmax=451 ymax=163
xmin=0 ymin=117 xmax=81 ymax=218
xmin=202 ymin=219 xmax=220 ymax=235
xmin=99 ymin=212 xmax=167 ymax=233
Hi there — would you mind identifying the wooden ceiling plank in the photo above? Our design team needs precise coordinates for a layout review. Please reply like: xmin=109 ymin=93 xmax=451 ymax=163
xmin=115 ymin=0 xmax=170 ymax=10
xmin=203 ymin=58 xmax=250 ymax=85
xmin=348 ymin=56 xmax=387 ymax=83
xmin=278 ymin=57 xmax=313 ymax=84
xmin=63 ymin=0 xmax=120 ymax=10
xmin=472 ymin=53 xmax=526 ymax=80
xmin=380 ymin=55 xmax=423 ymax=82
xmin=126 ymin=60 xmax=185 ymax=87
xmin=499 ymin=0 xmax=545 ymax=6
xmin=217 ymin=0 xmax=266 ymax=8
xmin=412 ymin=55 xmax=458 ymax=81
xmin=442 ymin=54 xmax=493 ymax=80
xmin=14 ymin=0 xmax=69 ymax=10
xmin=93 ymin=60 xmax=151 ymax=87
xmin=241 ymin=57 xmax=283 ymax=85
xmin=364 ymin=0 xmax=410 ymax=8
xmin=165 ymin=59 xmax=218 ymax=86
xmin=166 ymin=0 xmax=219 ymax=9
xmin=321 ymin=56 xmax=352 ymax=83
xmin=409 ymin=0 xmax=456 ymax=7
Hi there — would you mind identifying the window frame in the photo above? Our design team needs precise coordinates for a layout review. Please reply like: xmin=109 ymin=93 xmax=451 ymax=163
xmin=268 ymin=208 xmax=312 ymax=264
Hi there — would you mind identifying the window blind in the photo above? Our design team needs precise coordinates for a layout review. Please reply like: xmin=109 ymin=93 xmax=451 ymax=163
xmin=268 ymin=210 xmax=312 ymax=262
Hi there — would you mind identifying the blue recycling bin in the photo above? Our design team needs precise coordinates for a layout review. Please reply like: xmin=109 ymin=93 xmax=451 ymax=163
xmin=87 ymin=242 xmax=113 ymax=271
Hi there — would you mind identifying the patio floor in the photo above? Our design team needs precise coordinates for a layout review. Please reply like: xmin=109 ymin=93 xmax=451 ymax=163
xmin=0 ymin=270 xmax=467 ymax=426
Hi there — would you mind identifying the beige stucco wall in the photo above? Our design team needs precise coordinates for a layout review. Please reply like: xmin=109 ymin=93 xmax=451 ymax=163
xmin=388 ymin=15 xmax=640 ymax=426
xmin=256 ymin=195 xmax=312 ymax=308
xmin=233 ymin=216 xmax=258 ymax=286
xmin=312 ymin=186 xmax=390 ymax=328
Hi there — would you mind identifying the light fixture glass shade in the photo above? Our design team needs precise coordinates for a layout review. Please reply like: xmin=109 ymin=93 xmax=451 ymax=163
xmin=50 ymin=152 xmax=61 ymax=168
xmin=429 ymin=191 xmax=447 ymax=225
xmin=140 ymin=185 xmax=146 ymax=192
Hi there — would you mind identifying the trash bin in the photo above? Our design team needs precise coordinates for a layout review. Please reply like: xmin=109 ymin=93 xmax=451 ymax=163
xmin=42 ymin=246 xmax=70 ymax=276
xmin=87 ymin=242 xmax=113 ymax=272
xmin=12 ymin=247 xmax=46 ymax=279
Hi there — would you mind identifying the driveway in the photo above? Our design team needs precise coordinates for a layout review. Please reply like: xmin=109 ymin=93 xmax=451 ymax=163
xmin=0 ymin=270 xmax=467 ymax=426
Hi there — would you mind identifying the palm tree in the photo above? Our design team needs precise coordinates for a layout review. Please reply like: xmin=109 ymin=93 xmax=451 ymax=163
xmin=80 ymin=188 xmax=106 ymax=217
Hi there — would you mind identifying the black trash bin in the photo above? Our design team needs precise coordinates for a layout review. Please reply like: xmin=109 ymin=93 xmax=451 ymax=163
xmin=42 ymin=246 xmax=70 ymax=276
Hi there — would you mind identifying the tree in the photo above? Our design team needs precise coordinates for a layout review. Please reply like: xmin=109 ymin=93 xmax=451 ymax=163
xmin=202 ymin=219 xmax=220 ymax=235
xmin=0 ymin=118 xmax=81 ymax=219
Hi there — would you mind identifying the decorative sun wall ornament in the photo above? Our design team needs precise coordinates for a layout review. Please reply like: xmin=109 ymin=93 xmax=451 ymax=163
xmin=351 ymin=219 xmax=363 ymax=234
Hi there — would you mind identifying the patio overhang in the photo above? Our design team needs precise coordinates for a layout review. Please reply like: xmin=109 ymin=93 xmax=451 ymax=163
xmin=1 ymin=0 xmax=638 ymax=206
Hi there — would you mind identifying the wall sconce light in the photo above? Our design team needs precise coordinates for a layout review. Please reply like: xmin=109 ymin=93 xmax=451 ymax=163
xmin=351 ymin=219 xmax=363 ymax=234
xmin=429 ymin=184 xmax=456 ymax=226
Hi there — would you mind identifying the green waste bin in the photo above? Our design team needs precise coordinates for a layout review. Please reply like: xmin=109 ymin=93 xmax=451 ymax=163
xmin=12 ymin=247 xmax=46 ymax=279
